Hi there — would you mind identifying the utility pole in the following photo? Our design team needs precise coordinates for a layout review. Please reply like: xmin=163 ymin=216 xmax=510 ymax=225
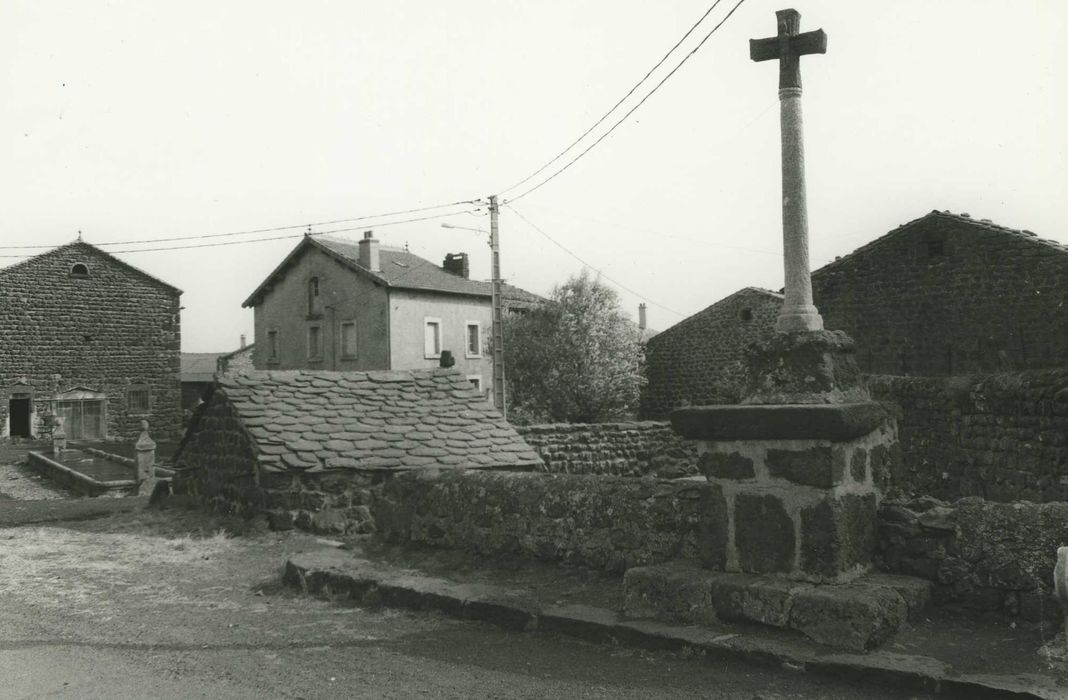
xmin=488 ymin=195 xmax=507 ymax=417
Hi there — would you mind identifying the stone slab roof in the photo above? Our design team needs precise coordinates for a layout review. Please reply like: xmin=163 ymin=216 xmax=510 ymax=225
xmin=181 ymin=352 xmax=225 ymax=382
xmin=242 ymin=235 xmax=546 ymax=307
xmin=214 ymin=368 xmax=541 ymax=472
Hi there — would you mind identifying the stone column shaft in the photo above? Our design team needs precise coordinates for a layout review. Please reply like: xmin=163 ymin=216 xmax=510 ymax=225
xmin=777 ymin=87 xmax=823 ymax=333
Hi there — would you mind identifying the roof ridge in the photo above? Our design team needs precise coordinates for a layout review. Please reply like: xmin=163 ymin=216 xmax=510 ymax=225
xmin=0 ymin=239 xmax=182 ymax=294
xmin=814 ymin=210 xmax=1067 ymax=277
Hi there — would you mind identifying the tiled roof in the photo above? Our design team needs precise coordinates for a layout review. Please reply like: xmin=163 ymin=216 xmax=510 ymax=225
xmin=243 ymin=235 xmax=546 ymax=307
xmin=316 ymin=237 xmax=492 ymax=297
xmin=815 ymin=210 xmax=1067 ymax=277
xmin=213 ymin=368 xmax=541 ymax=472
xmin=181 ymin=352 xmax=225 ymax=382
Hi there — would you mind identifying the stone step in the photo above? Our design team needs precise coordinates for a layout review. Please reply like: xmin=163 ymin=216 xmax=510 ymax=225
xmin=623 ymin=561 xmax=931 ymax=652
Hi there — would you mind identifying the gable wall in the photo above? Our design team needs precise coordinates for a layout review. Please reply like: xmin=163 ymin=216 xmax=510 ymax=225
xmin=814 ymin=217 xmax=1068 ymax=375
xmin=640 ymin=290 xmax=780 ymax=418
xmin=252 ymin=246 xmax=390 ymax=371
xmin=0 ymin=242 xmax=181 ymax=440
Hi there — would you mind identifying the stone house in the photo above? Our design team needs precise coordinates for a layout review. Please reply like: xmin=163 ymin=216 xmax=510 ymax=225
xmin=641 ymin=288 xmax=782 ymax=418
xmin=217 ymin=340 xmax=255 ymax=375
xmin=180 ymin=352 xmax=223 ymax=412
xmin=173 ymin=368 xmax=541 ymax=533
xmin=0 ymin=239 xmax=182 ymax=440
xmin=243 ymin=233 xmax=540 ymax=401
xmin=641 ymin=211 xmax=1068 ymax=417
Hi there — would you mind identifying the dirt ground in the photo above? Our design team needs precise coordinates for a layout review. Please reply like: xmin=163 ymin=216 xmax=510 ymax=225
xmin=0 ymin=504 xmax=946 ymax=700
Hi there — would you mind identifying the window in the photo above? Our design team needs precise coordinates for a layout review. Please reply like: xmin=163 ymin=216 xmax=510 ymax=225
xmin=267 ymin=330 xmax=279 ymax=363
xmin=467 ymin=375 xmax=482 ymax=391
xmin=424 ymin=318 xmax=442 ymax=358
xmin=740 ymin=308 xmax=754 ymax=322
xmin=465 ymin=321 xmax=482 ymax=358
xmin=307 ymin=325 xmax=323 ymax=361
xmin=128 ymin=386 xmax=151 ymax=415
xmin=70 ymin=263 xmax=89 ymax=278
xmin=308 ymin=277 xmax=321 ymax=316
xmin=927 ymin=239 xmax=945 ymax=258
xmin=340 ymin=321 xmax=357 ymax=359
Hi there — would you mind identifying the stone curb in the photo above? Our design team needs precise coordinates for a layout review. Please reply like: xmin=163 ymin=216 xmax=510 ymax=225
xmin=0 ymin=496 xmax=149 ymax=528
xmin=284 ymin=552 xmax=1062 ymax=700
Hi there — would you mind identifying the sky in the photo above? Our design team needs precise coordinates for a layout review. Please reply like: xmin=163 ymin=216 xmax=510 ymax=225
xmin=2 ymin=0 xmax=1065 ymax=351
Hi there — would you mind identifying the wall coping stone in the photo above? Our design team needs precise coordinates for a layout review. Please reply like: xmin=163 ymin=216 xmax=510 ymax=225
xmin=670 ymin=402 xmax=888 ymax=442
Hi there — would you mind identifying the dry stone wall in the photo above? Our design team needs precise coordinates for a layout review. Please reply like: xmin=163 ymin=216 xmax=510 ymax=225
xmin=0 ymin=242 xmax=182 ymax=440
xmin=876 ymin=496 xmax=1067 ymax=622
xmin=516 ymin=421 xmax=699 ymax=478
xmin=870 ymin=370 xmax=1068 ymax=502
xmin=374 ymin=470 xmax=726 ymax=573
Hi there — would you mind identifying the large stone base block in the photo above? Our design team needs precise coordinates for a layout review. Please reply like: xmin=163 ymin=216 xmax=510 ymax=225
xmin=675 ymin=404 xmax=899 ymax=582
xmin=623 ymin=561 xmax=931 ymax=652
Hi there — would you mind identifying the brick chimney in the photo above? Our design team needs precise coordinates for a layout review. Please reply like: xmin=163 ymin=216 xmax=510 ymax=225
xmin=358 ymin=230 xmax=380 ymax=272
xmin=442 ymin=252 xmax=470 ymax=279
xmin=638 ymin=303 xmax=647 ymax=330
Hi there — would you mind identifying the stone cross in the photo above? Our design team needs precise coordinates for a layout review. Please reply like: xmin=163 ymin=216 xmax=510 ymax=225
xmin=750 ymin=9 xmax=827 ymax=333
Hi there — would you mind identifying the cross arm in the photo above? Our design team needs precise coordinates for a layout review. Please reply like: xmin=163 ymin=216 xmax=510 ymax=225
xmin=749 ymin=29 xmax=827 ymax=62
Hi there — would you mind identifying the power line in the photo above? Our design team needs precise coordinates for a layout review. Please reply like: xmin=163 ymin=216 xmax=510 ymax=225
xmin=506 ymin=0 xmax=748 ymax=204
xmin=499 ymin=0 xmax=726 ymax=196
xmin=505 ymin=203 xmax=685 ymax=318
xmin=0 ymin=199 xmax=481 ymax=251
xmin=0 ymin=209 xmax=484 ymax=258
xmin=522 ymin=200 xmax=781 ymax=257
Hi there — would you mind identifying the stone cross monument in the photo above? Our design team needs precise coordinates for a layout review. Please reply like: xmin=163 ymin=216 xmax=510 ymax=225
xmin=750 ymin=8 xmax=827 ymax=333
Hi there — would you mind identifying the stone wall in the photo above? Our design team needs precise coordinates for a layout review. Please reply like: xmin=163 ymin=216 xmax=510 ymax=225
xmin=0 ymin=241 xmax=182 ymax=441
xmin=870 ymin=370 xmax=1068 ymax=502
xmin=877 ymin=496 xmax=1066 ymax=622
xmin=516 ymin=422 xmax=699 ymax=478
xmin=640 ymin=288 xmax=780 ymax=419
xmin=374 ymin=470 xmax=725 ymax=573
xmin=172 ymin=396 xmax=262 ymax=516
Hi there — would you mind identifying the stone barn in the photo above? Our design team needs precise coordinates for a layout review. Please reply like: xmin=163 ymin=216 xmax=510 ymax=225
xmin=173 ymin=368 xmax=541 ymax=533
xmin=0 ymin=239 xmax=182 ymax=440
xmin=641 ymin=288 xmax=782 ymax=419
xmin=642 ymin=211 xmax=1068 ymax=417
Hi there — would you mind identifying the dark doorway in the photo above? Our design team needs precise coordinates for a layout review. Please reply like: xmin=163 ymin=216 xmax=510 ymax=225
xmin=8 ymin=398 xmax=31 ymax=438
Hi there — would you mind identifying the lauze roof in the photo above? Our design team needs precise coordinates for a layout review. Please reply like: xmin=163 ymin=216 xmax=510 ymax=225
xmin=196 ymin=368 xmax=541 ymax=472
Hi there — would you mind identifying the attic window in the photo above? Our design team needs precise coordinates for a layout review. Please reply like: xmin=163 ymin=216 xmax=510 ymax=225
xmin=740 ymin=308 xmax=754 ymax=322
xmin=70 ymin=263 xmax=89 ymax=278
xmin=927 ymin=239 xmax=945 ymax=258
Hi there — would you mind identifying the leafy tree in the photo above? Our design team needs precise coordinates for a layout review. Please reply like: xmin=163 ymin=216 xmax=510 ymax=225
xmin=503 ymin=270 xmax=645 ymax=424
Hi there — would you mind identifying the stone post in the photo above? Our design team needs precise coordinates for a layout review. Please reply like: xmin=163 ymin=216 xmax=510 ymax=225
xmin=135 ymin=419 xmax=157 ymax=487
xmin=777 ymin=86 xmax=823 ymax=333
xmin=1055 ymin=546 xmax=1068 ymax=651
xmin=52 ymin=416 xmax=67 ymax=458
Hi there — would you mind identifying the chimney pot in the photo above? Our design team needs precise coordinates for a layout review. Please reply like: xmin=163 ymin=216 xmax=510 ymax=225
xmin=358 ymin=230 xmax=381 ymax=272
xmin=638 ymin=303 xmax=647 ymax=330
xmin=239 ymin=334 xmax=246 ymax=349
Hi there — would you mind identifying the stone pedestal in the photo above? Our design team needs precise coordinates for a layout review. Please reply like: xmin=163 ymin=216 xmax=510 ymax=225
xmin=674 ymin=400 xmax=894 ymax=583
xmin=135 ymin=420 xmax=157 ymax=493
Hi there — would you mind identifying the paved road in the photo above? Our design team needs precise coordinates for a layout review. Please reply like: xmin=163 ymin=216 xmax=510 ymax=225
xmin=0 ymin=513 xmax=933 ymax=699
